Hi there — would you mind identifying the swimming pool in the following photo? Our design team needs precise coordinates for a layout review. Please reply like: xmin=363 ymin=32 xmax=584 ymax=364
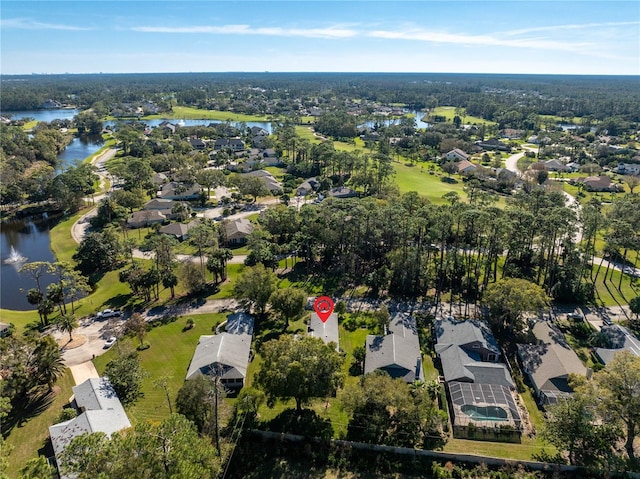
xmin=461 ymin=404 xmax=509 ymax=421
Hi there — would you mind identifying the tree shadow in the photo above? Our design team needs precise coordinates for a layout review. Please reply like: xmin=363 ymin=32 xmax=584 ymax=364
xmin=261 ymin=408 xmax=333 ymax=441
xmin=2 ymin=389 xmax=57 ymax=438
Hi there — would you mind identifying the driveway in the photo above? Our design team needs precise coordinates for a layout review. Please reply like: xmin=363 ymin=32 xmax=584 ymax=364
xmin=54 ymin=316 xmax=127 ymax=366
xmin=69 ymin=361 xmax=99 ymax=385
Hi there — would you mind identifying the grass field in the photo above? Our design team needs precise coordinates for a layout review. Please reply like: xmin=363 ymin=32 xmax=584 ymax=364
xmin=393 ymin=162 xmax=467 ymax=204
xmin=4 ymin=370 xmax=75 ymax=478
xmin=428 ymin=107 xmax=496 ymax=127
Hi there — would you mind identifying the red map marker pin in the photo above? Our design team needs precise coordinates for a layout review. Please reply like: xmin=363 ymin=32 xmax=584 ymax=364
xmin=314 ymin=296 xmax=334 ymax=323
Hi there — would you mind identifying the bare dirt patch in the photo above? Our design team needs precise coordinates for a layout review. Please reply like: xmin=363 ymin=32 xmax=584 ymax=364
xmin=57 ymin=334 xmax=87 ymax=350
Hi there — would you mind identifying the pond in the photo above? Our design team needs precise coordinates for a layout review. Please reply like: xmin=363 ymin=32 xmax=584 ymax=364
xmin=2 ymin=109 xmax=80 ymax=123
xmin=0 ymin=214 xmax=61 ymax=311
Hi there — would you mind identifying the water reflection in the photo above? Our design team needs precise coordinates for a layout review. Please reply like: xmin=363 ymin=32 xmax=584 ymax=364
xmin=1 ymin=214 xmax=61 ymax=310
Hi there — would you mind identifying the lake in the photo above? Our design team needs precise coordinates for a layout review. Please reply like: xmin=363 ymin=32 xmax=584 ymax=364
xmin=1 ymin=214 xmax=61 ymax=311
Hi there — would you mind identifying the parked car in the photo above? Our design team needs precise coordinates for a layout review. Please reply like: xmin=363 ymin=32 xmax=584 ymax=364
xmin=96 ymin=309 xmax=122 ymax=319
xmin=103 ymin=336 xmax=117 ymax=349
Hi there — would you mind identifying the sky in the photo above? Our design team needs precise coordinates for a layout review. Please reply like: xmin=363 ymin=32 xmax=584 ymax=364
xmin=1 ymin=1 xmax=639 ymax=76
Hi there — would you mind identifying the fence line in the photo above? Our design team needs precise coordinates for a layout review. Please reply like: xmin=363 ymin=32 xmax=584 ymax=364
xmin=248 ymin=429 xmax=583 ymax=474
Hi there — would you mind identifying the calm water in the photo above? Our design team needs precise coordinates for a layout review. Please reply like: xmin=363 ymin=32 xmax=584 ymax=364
xmin=359 ymin=110 xmax=431 ymax=129
xmin=0 ymin=214 xmax=60 ymax=311
xmin=58 ymin=135 xmax=104 ymax=169
xmin=3 ymin=109 xmax=80 ymax=122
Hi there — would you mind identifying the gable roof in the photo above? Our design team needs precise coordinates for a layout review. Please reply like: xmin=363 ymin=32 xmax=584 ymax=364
xmin=158 ymin=220 xmax=200 ymax=238
xmin=223 ymin=218 xmax=254 ymax=238
xmin=435 ymin=317 xmax=514 ymax=388
xmin=517 ymin=321 xmax=587 ymax=395
xmin=594 ymin=324 xmax=640 ymax=365
xmin=49 ymin=377 xmax=131 ymax=478
xmin=186 ymin=313 xmax=254 ymax=382
xmin=308 ymin=312 xmax=339 ymax=350
xmin=364 ymin=313 xmax=424 ymax=383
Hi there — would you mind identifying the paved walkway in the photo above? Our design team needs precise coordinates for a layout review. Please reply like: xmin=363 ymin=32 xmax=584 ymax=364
xmin=69 ymin=361 xmax=99 ymax=385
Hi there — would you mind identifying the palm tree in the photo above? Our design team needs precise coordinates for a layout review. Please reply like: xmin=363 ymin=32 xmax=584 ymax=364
xmin=57 ymin=313 xmax=79 ymax=342
xmin=33 ymin=336 xmax=66 ymax=391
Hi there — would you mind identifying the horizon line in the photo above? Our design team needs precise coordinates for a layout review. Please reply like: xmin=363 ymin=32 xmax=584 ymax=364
xmin=2 ymin=71 xmax=639 ymax=78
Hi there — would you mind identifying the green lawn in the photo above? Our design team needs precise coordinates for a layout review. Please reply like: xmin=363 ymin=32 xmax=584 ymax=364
xmin=393 ymin=162 xmax=467 ymax=204
xmin=428 ymin=107 xmax=496 ymax=127
xmin=4 ymin=369 xmax=75 ymax=478
xmin=143 ymin=106 xmax=270 ymax=122
xmin=94 ymin=312 xmax=227 ymax=423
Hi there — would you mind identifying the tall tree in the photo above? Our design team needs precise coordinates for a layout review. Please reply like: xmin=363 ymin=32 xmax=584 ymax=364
xmin=482 ymin=277 xmax=549 ymax=333
xmin=59 ymin=414 xmax=222 ymax=479
xmin=233 ymin=264 xmax=277 ymax=315
xmin=268 ymin=287 xmax=307 ymax=331
xmin=256 ymin=335 xmax=344 ymax=412
xmin=104 ymin=350 xmax=147 ymax=405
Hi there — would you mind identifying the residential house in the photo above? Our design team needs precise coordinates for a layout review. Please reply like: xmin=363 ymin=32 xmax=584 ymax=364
xmin=517 ymin=321 xmax=588 ymax=405
xmin=214 ymin=138 xmax=246 ymax=151
xmin=158 ymin=121 xmax=177 ymax=134
xmin=49 ymin=377 xmax=131 ymax=478
xmin=189 ymin=138 xmax=207 ymax=150
xmin=475 ymin=138 xmax=511 ymax=152
xmin=594 ymin=324 xmax=640 ymax=365
xmin=0 ymin=323 xmax=10 ymax=337
xmin=502 ymin=129 xmax=524 ymax=140
xmin=566 ymin=162 xmax=581 ymax=172
xmin=152 ymin=172 xmax=168 ymax=186
xmin=127 ymin=209 xmax=166 ymax=228
xmin=308 ymin=312 xmax=339 ymax=351
xmin=455 ymin=160 xmax=480 ymax=175
xmin=42 ymin=99 xmax=62 ymax=109
xmin=245 ymin=170 xmax=282 ymax=192
xmin=159 ymin=182 xmax=202 ymax=200
xmin=364 ymin=313 xmax=424 ymax=383
xmin=261 ymin=148 xmax=281 ymax=166
xmin=574 ymin=176 xmax=620 ymax=192
xmin=328 ymin=186 xmax=357 ymax=198
xmin=615 ymin=163 xmax=640 ymax=176
xmin=296 ymin=178 xmax=320 ymax=196
xmin=158 ymin=220 xmax=200 ymax=241
xmin=222 ymin=218 xmax=254 ymax=246
xmin=435 ymin=317 xmax=521 ymax=438
xmin=185 ymin=312 xmax=254 ymax=391
xmin=544 ymin=159 xmax=570 ymax=172
xmin=434 ymin=317 xmax=514 ymax=389
xmin=444 ymin=148 xmax=470 ymax=162
xmin=251 ymin=126 xmax=269 ymax=137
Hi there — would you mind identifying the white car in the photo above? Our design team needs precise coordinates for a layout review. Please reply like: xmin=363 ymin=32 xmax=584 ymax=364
xmin=103 ymin=337 xmax=117 ymax=349
xmin=96 ymin=309 xmax=122 ymax=319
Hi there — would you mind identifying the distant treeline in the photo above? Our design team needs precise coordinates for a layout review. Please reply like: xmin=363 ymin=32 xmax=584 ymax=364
xmin=1 ymin=72 xmax=639 ymax=122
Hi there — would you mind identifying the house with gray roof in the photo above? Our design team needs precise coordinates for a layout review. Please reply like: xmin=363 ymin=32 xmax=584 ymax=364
xmin=49 ymin=377 xmax=131 ymax=478
xmin=222 ymin=218 xmax=254 ymax=246
xmin=186 ymin=312 xmax=254 ymax=391
xmin=364 ymin=313 xmax=424 ymax=383
xmin=594 ymin=324 xmax=640 ymax=365
xmin=245 ymin=169 xmax=282 ymax=192
xmin=159 ymin=181 xmax=202 ymax=200
xmin=517 ymin=321 xmax=588 ymax=406
xmin=435 ymin=317 xmax=514 ymax=389
xmin=308 ymin=312 xmax=339 ymax=351
xmin=444 ymin=148 xmax=470 ymax=162
xmin=127 ymin=209 xmax=166 ymax=228
xmin=158 ymin=220 xmax=200 ymax=241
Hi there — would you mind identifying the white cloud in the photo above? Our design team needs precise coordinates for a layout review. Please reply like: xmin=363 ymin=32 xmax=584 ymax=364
xmin=0 ymin=18 xmax=92 ymax=31
xmin=502 ymin=21 xmax=640 ymax=36
xmin=366 ymin=28 xmax=596 ymax=54
xmin=131 ymin=24 xmax=357 ymax=39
